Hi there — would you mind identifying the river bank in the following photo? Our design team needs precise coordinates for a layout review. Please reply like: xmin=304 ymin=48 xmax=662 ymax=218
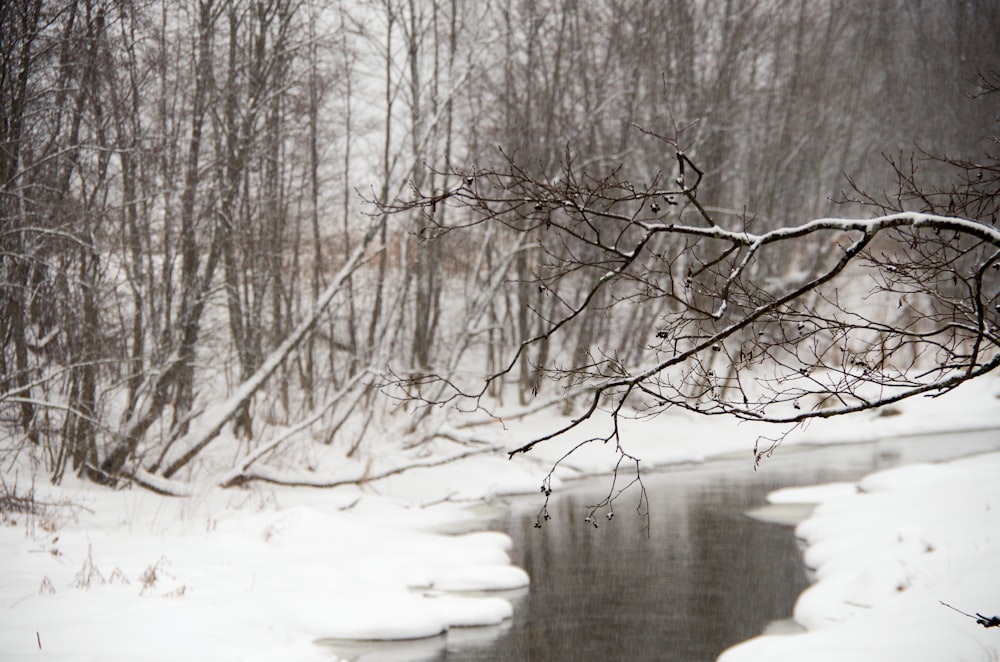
xmin=1 ymin=376 xmax=997 ymax=660
xmin=718 ymin=440 xmax=1000 ymax=662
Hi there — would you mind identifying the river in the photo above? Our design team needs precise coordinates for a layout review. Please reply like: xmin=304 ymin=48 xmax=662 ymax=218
xmin=321 ymin=429 xmax=1000 ymax=661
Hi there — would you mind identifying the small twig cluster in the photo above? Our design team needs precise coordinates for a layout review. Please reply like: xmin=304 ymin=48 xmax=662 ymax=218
xmin=583 ymin=452 xmax=649 ymax=534
xmin=0 ymin=472 xmax=39 ymax=518
xmin=940 ymin=601 xmax=1000 ymax=628
xmin=72 ymin=544 xmax=106 ymax=590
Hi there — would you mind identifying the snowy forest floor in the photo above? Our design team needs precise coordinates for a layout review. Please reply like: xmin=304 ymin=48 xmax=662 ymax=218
xmin=1 ymin=375 xmax=999 ymax=661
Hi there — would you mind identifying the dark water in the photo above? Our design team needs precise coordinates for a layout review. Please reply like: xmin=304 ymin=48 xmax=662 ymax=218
xmin=323 ymin=429 xmax=1000 ymax=662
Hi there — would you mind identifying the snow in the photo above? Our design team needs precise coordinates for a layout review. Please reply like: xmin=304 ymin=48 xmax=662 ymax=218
xmin=719 ymin=446 xmax=1000 ymax=662
xmin=0 ymin=485 xmax=525 ymax=661
xmin=766 ymin=482 xmax=857 ymax=504
xmin=1 ymin=375 xmax=998 ymax=660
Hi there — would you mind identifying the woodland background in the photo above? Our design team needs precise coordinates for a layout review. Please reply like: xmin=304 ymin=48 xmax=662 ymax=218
xmin=2 ymin=0 xmax=998 ymax=484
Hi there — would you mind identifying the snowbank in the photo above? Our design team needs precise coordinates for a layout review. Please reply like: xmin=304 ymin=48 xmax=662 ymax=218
xmin=1 ymin=375 xmax=996 ymax=660
xmin=0 ymin=484 xmax=526 ymax=661
xmin=718 ymin=451 xmax=1000 ymax=662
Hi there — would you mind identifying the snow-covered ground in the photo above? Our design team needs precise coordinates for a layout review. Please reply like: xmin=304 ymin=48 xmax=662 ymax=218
xmin=1 ymin=375 xmax=998 ymax=661
xmin=719 ymin=451 xmax=1000 ymax=662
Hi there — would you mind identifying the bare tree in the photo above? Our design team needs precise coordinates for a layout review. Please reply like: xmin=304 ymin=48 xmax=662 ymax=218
xmin=2 ymin=0 xmax=996 ymax=492
xmin=384 ymin=89 xmax=1000 ymax=468
xmin=1 ymin=0 xmax=43 ymax=447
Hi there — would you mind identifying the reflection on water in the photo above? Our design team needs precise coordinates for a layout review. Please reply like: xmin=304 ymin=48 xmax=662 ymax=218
xmin=322 ymin=430 xmax=1000 ymax=662
xmin=320 ymin=626 xmax=506 ymax=662
xmin=485 ymin=463 xmax=812 ymax=661
xmin=319 ymin=591 xmax=527 ymax=661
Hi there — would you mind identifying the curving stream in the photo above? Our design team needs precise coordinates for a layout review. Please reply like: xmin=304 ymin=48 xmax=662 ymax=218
xmin=322 ymin=429 xmax=1000 ymax=662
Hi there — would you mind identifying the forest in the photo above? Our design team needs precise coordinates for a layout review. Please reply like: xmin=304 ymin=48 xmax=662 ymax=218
xmin=2 ymin=0 xmax=998 ymax=488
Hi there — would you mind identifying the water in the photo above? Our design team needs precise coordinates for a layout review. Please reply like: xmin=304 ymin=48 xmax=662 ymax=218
xmin=321 ymin=429 xmax=1000 ymax=661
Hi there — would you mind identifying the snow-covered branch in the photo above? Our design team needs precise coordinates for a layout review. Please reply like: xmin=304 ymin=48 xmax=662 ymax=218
xmin=388 ymin=148 xmax=1000 ymax=462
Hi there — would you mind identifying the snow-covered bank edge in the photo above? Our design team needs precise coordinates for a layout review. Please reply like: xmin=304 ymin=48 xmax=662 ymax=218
xmin=718 ymin=449 xmax=1000 ymax=662
xmin=0 ymin=481 xmax=532 ymax=661
xmin=1 ymin=377 xmax=997 ymax=660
